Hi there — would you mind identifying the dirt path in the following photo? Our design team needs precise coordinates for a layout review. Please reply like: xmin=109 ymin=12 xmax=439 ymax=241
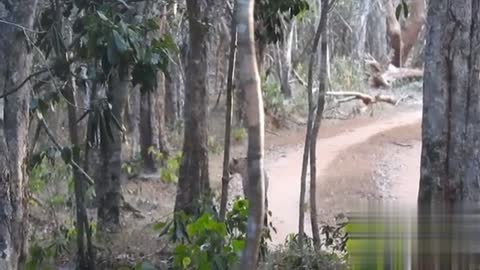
xmin=265 ymin=109 xmax=422 ymax=245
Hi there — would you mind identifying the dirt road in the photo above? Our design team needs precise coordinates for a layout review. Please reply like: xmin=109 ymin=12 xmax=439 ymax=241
xmin=265 ymin=108 xmax=422 ymax=245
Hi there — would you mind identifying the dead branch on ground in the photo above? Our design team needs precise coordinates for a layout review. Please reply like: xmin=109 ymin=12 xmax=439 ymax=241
xmin=326 ymin=91 xmax=399 ymax=106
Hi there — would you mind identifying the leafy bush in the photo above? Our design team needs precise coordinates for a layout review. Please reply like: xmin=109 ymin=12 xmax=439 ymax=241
xmin=262 ymin=79 xmax=285 ymax=115
xmin=154 ymin=197 xmax=275 ymax=270
xmin=261 ymin=233 xmax=347 ymax=270
xmin=231 ymin=127 xmax=247 ymax=142
xmin=160 ymin=152 xmax=183 ymax=184
xmin=330 ymin=57 xmax=366 ymax=92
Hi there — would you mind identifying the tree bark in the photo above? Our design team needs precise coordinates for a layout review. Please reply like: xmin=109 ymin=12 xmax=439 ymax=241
xmin=236 ymin=0 xmax=265 ymax=268
xmin=366 ymin=0 xmax=388 ymax=61
xmin=174 ymin=0 xmax=211 ymax=215
xmin=351 ymin=0 xmax=372 ymax=60
xmin=139 ymin=90 xmax=158 ymax=173
xmin=279 ymin=21 xmax=295 ymax=98
xmin=157 ymin=73 xmax=170 ymax=162
xmin=63 ymin=79 xmax=95 ymax=269
xmin=97 ymin=65 xmax=129 ymax=232
xmin=0 ymin=1 xmax=39 ymax=269
xmin=309 ymin=2 xmax=330 ymax=249
xmin=419 ymin=0 xmax=480 ymax=204
xmin=297 ymin=4 xmax=328 ymax=251
xmin=219 ymin=2 xmax=237 ymax=221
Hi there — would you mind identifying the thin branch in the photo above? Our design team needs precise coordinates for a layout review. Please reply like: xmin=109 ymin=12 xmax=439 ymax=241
xmin=0 ymin=18 xmax=45 ymax=33
xmin=38 ymin=117 xmax=95 ymax=186
xmin=0 ymin=68 xmax=48 ymax=99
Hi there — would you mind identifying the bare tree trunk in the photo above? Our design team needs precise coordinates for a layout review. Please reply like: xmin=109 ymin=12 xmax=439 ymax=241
xmin=310 ymin=0 xmax=331 ymax=249
xmin=125 ymin=87 xmax=141 ymax=159
xmin=298 ymin=1 xmax=330 ymax=250
xmin=63 ymin=80 xmax=95 ymax=269
xmin=366 ymin=0 xmax=388 ymax=61
xmin=97 ymin=66 xmax=130 ymax=231
xmin=419 ymin=0 xmax=480 ymax=204
xmin=351 ymin=0 xmax=372 ymax=60
xmin=219 ymin=2 xmax=237 ymax=221
xmin=280 ymin=21 xmax=295 ymax=98
xmin=157 ymin=73 xmax=170 ymax=161
xmin=139 ymin=91 xmax=158 ymax=173
xmin=174 ymin=0 xmax=211 ymax=215
xmin=236 ymin=0 xmax=265 ymax=268
xmin=165 ymin=64 xmax=179 ymax=129
xmin=0 ymin=1 xmax=38 ymax=269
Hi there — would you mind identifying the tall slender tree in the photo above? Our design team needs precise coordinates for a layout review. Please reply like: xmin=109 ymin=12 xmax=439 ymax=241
xmin=236 ymin=0 xmax=266 ymax=268
xmin=0 ymin=0 xmax=39 ymax=268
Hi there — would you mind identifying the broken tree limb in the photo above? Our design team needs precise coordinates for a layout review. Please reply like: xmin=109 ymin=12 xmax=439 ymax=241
xmin=325 ymin=91 xmax=399 ymax=106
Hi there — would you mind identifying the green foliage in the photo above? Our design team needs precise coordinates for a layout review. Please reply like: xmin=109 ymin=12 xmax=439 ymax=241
xmin=255 ymin=0 xmax=310 ymax=44
xmin=160 ymin=152 xmax=182 ymax=184
xmin=231 ymin=127 xmax=247 ymax=143
xmin=262 ymin=79 xmax=284 ymax=114
xmin=29 ymin=151 xmax=73 ymax=206
xmin=262 ymin=233 xmax=347 ymax=270
xmin=157 ymin=198 xmax=275 ymax=270
xmin=26 ymin=225 xmax=78 ymax=270
xmin=330 ymin=57 xmax=367 ymax=92
xmin=148 ymin=149 xmax=183 ymax=184
xmin=208 ymin=136 xmax=222 ymax=154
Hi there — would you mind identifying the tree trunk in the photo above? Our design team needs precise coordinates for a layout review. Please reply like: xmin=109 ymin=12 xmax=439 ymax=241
xmin=63 ymin=79 xmax=95 ymax=269
xmin=419 ymin=0 xmax=480 ymax=204
xmin=236 ymin=0 xmax=265 ymax=268
xmin=298 ymin=1 xmax=329 ymax=250
xmin=351 ymin=0 xmax=372 ymax=60
xmin=309 ymin=2 xmax=330 ymax=249
xmin=125 ymin=87 xmax=141 ymax=160
xmin=0 ymin=1 xmax=39 ymax=269
xmin=139 ymin=91 xmax=158 ymax=173
xmin=174 ymin=0 xmax=211 ymax=215
xmin=366 ymin=0 xmax=388 ymax=61
xmin=97 ymin=66 xmax=129 ymax=232
xmin=165 ymin=64 xmax=179 ymax=129
xmin=280 ymin=21 xmax=295 ymax=98
xmin=219 ymin=2 xmax=237 ymax=221
xmin=157 ymin=73 xmax=170 ymax=162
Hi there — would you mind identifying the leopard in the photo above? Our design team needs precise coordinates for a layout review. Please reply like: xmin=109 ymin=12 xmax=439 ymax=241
xmin=228 ymin=157 xmax=270 ymax=225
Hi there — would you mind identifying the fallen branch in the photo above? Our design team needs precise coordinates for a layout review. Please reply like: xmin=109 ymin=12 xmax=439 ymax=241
xmin=325 ymin=91 xmax=399 ymax=106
